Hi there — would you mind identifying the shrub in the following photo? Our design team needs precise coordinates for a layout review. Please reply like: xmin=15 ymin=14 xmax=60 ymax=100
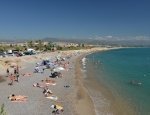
xmin=0 ymin=104 xmax=6 ymax=115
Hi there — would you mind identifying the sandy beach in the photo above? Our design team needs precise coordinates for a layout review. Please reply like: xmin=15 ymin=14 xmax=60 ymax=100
xmin=0 ymin=47 xmax=115 ymax=115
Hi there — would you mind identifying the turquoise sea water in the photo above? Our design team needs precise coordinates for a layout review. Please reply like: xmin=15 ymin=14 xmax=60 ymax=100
xmin=86 ymin=48 xmax=150 ymax=115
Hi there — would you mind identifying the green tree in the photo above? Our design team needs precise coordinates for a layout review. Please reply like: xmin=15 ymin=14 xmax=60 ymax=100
xmin=0 ymin=47 xmax=4 ymax=51
xmin=81 ymin=43 xmax=85 ymax=47
xmin=56 ymin=46 xmax=63 ymax=50
xmin=28 ymin=41 xmax=33 ymax=48
xmin=14 ymin=46 xmax=23 ymax=51
xmin=10 ymin=44 xmax=13 ymax=47
xmin=37 ymin=40 xmax=43 ymax=51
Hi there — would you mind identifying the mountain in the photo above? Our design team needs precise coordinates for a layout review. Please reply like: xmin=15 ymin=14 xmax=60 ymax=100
xmin=43 ymin=37 xmax=150 ymax=47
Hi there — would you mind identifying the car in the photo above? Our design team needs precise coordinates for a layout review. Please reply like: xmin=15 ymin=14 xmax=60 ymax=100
xmin=13 ymin=52 xmax=24 ymax=57
xmin=0 ymin=52 xmax=6 ymax=57
xmin=23 ymin=51 xmax=36 ymax=55
xmin=6 ymin=53 xmax=15 ymax=56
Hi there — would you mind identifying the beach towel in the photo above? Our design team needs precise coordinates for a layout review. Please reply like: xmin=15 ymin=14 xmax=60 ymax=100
xmin=51 ymin=104 xmax=63 ymax=110
xmin=46 ymin=95 xmax=58 ymax=101
xmin=53 ymin=67 xmax=65 ymax=72
xmin=45 ymin=82 xmax=56 ymax=86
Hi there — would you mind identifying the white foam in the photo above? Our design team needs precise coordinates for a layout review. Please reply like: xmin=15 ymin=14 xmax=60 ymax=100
xmin=82 ymin=57 xmax=87 ymax=68
xmin=82 ymin=57 xmax=86 ymax=64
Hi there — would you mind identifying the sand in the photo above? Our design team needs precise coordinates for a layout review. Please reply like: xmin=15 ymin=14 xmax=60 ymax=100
xmin=73 ymin=54 xmax=96 ymax=115
xmin=0 ymin=47 xmax=117 ymax=115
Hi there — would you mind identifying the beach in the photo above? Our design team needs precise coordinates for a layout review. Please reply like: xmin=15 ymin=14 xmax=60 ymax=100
xmin=0 ymin=47 xmax=119 ymax=115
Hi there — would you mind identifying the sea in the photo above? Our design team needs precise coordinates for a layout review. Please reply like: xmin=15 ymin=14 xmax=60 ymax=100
xmin=83 ymin=48 xmax=150 ymax=115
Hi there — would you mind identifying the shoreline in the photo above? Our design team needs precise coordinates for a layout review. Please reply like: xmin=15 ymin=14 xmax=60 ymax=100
xmin=73 ymin=53 xmax=96 ymax=115
xmin=82 ymin=48 xmax=137 ymax=115
xmin=73 ymin=47 xmax=122 ymax=115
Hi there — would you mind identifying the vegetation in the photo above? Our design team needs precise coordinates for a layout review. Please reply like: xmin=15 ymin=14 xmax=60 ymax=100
xmin=27 ymin=40 xmax=33 ymax=48
xmin=0 ymin=104 xmax=6 ymax=115
xmin=0 ymin=40 xmax=93 ymax=53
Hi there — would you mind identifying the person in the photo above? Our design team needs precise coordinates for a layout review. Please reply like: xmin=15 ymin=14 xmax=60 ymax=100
xmin=6 ymin=68 xmax=9 ymax=77
xmin=42 ymin=68 xmax=45 ymax=73
xmin=14 ymin=68 xmax=17 ymax=75
xmin=8 ymin=94 xmax=28 ymax=101
xmin=34 ymin=66 xmax=40 ymax=73
xmin=15 ymin=73 xmax=19 ymax=82
xmin=16 ymin=65 xmax=19 ymax=74
xmin=9 ymin=74 xmax=14 ymax=85
xmin=51 ymin=104 xmax=64 ymax=114
xmin=33 ymin=83 xmax=44 ymax=88
xmin=43 ymin=87 xmax=53 ymax=96
xmin=36 ymin=83 xmax=40 ymax=87
xmin=8 ymin=94 xmax=16 ymax=101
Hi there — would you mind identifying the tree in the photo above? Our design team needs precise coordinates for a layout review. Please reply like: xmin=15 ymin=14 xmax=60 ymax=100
xmin=56 ymin=46 xmax=63 ymax=50
xmin=14 ymin=46 xmax=23 ymax=51
xmin=0 ymin=47 xmax=4 ymax=51
xmin=28 ymin=41 xmax=33 ymax=48
xmin=46 ymin=42 xmax=55 ymax=51
xmin=37 ymin=40 xmax=43 ymax=51
xmin=10 ymin=44 xmax=13 ymax=47
xmin=81 ymin=43 xmax=85 ymax=47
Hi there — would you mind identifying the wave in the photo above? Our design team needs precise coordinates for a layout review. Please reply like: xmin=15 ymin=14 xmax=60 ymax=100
xmin=82 ymin=57 xmax=87 ymax=68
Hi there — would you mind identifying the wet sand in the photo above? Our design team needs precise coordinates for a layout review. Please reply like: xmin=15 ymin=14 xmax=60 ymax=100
xmin=73 ymin=54 xmax=96 ymax=115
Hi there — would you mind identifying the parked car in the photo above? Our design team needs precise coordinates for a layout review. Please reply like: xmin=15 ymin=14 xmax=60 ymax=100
xmin=6 ymin=53 xmax=15 ymax=57
xmin=23 ymin=51 xmax=36 ymax=55
xmin=13 ymin=52 xmax=23 ymax=57
xmin=0 ymin=52 xmax=6 ymax=57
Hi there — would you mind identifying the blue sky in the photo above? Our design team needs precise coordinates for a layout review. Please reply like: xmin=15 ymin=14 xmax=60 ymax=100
xmin=0 ymin=0 xmax=150 ymax=40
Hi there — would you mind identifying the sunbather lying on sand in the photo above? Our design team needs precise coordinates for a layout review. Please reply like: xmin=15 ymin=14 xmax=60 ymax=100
xmin=8 ymin=94 xmax=28 ymax=102
xmin=43 ymin=87 xmax=53 ymax=97
xmin=33 ymin=83 xmax=45 ymax=88
xmin=49 ymin=72 xmax=62 ymax=78
xmin=41 ymin=79 xmax=56 ymax=85
xmin=51 ymin=104 xmax=64 ymax=114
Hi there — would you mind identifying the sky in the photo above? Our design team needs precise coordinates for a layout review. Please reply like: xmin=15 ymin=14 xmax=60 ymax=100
xmin=0 ymin=0 xmax=150 ymax=40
